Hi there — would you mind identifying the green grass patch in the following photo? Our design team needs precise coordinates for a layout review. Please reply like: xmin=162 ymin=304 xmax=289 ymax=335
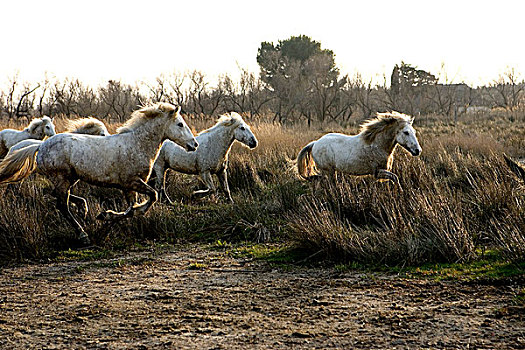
xmin=54 ymin=248 xmax=115 ymax=262
xmin=329 ymin=249 xmax=525 ymax=283
xmin=403 ymin=259 xmax=525 ymax=282
xmin=211 ymin=241 xmax=308 ymax=265
xmin=187 ymin=262 xmax=207 ymax=270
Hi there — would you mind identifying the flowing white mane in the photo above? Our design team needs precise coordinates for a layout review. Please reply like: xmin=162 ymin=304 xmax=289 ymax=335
xmin=198 ymin=112 xmax=244 ymax=136
xmin=117 ymin=103 xmax=176 ymax=134
xmin=66 ymin=117 xmax=109 ymax=135
xmin=360 ymin=111 xmax=412 ymax=144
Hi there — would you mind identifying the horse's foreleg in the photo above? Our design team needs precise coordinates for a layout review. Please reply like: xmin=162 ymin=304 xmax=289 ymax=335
xmin=98 ymin=181 xmax=157 ymax=220
xmin=375 ymin=169 xmax=401 ymax=187
xmin=97 ymin=190 xmax=136 ymax=221
xmin=193 ymin=171 xmax=215 ymax=199
xmin=66 ymin=180 xmax=88 ymax=219
xmin=129 ymin=180 xmax=157 ymax=215
xmin=54 ymin=178 xmax=90 ymax=246
xmin=217 ymin=168 xmax=233 ymax=203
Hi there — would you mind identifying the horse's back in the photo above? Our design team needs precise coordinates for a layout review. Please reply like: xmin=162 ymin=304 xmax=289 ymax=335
xmin=311 ymin=133 xmax=354 ymax=171
xmin=312 ymin=133 xmax=374 ymax=174
xmin=37 ymin=133 xmax=132 ymax=181
xmin=1 ymin=129 xmax=27 ymax=149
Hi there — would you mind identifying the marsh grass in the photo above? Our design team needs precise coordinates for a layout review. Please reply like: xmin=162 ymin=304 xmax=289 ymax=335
xmin=0 ymin=110 xmax=524 ymax=266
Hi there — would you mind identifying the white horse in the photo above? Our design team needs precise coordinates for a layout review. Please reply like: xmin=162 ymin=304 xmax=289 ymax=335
xmin=0 ymin=116 xmax=56 ymax=158
xmin=152 ymin=112 xmax=257 ymax=203
xmin=0 ymin=103 xmax=198 ymax=245
xmin=6 ymin=117 xmax=110 ymax=156
xmin=297 ymin=111 xmax=421 ymax=185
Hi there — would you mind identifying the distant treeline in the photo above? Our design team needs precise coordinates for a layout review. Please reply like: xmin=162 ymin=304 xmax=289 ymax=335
xmin=1 ymin=35 xmax=524 ymax=123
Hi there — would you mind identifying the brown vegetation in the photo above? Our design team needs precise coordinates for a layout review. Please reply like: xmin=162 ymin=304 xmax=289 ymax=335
xmin=0 ymin=109 xmax=524 ymax=266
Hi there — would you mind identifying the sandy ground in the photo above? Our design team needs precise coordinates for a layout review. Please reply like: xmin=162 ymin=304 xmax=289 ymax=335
xmin=0 ymin=246 xmax=523 ymax=349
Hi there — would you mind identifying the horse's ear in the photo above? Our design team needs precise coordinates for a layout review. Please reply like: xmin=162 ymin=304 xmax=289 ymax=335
xmin=175 ymin=105 xmax=181 ymax=115
xmin=410 ymin=116 xmax=415 ymax=124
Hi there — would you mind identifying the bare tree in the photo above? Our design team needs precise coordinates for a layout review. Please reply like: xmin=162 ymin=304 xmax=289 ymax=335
xmin=2 ymin=74 xmax=20 ymax=119
xmin=489 ymin=67 xmax=524 ymax=110
xmin=353 ymin=74 xmax=376 ymax=119
xmin=187 ymin=70 xmax=208 ymax=115
xmin=99 ymin=80 xmax=142 ymax=122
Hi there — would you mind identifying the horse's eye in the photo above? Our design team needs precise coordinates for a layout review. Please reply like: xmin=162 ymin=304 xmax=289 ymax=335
xmin=240 ymin=126 xmax=245 ymax=131
xmin=403 ymin=131 xmax=409 ymax=135
xmin=177 ymin=122 xmax=183 ymax=128
xmin=46 ymin=126 xmax=50 ymax=129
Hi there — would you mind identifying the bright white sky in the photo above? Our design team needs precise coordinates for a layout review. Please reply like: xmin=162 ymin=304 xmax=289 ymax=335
xmin=1 ymin=0 xmax=523 ymax=88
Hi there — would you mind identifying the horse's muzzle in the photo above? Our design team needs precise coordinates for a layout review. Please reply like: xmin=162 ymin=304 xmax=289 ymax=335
xmin=249 ymin=138 xmax=258 ymax=149
xmin=411 ymin=148 xmax=421 ymax=156
xmin=186 ymin=141 xmax=199 ymax=152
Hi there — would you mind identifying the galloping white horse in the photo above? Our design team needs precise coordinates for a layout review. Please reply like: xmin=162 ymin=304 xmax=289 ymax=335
xmin=0 ymin=103 xmax=198 ymax=245
xmin=297 ymin=111 xmax=421 ymax=185
xmin=0 ymin=116 xmax=56 ymax=158
xmin=152 ymin=112 xmax=258 ymax=203
xmin=6 ymin=117 xmax=109 ymax=156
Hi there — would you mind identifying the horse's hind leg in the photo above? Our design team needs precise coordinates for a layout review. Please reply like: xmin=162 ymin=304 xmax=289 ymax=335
xmin=53 ymin=177 xmax=90 ymax=246
xmin=69 ymin=194 xmax=89 ymax=219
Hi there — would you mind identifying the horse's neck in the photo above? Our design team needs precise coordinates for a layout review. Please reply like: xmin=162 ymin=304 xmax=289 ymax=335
xmin=22 ymin=129 xmax=36 ymax=139
xmin=370 ymin=132 xmax=397 ymax=155
xmin=18 ymin=130 xmax=35 ymax=142
xmin=127 ymin=118 xmax=167 ymax=158
xmin=203 ymin=126 xmax=236 ymax=157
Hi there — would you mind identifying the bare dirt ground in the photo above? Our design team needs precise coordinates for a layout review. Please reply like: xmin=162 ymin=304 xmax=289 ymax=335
xmin=0 ymin=246 xmax=523 ymax=349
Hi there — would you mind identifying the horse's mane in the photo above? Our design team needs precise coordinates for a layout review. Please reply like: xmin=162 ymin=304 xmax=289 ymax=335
xmin=25 ymin=116 xmax=52 ymax=134
xmin=117 ymin=103 xmax=177 ymax=134
xmin=197 ymin=112 xmax=244 ymax=136
xmin=360 ymin=111 xmax=412 ymax=144
xmin=66 ymin=117 xmax=108 ymax=134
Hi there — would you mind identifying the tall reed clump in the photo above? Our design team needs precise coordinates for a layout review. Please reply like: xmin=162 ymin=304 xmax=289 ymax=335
xmin=0 ymin=180 xmax=58 ymax=262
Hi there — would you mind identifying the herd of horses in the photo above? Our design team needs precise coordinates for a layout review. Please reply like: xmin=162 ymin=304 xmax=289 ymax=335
xmin=2 ymin=102 xmax=498 ymax=247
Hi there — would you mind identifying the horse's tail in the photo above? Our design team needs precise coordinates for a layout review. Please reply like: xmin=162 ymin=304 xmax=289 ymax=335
xmin=0 ymin=144 xmax=40 ymax=184
xmin=297 ymin=141 xmax=318 ymax=179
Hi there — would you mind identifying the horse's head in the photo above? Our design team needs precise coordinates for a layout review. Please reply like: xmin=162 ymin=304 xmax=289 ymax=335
xmin=395 ymin=118 xmax=421 ymax=156
xmin=29 ymin=116 xmax=56 ymax=138
xmin=164 ymin=105 xmax=198 ymax=152
xmin=232 ymin=113 xmax=258 ymax=149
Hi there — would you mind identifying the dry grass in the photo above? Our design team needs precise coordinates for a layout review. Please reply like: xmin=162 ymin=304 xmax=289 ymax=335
xmin=0 ymin=110 xmax=524 ymax=265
